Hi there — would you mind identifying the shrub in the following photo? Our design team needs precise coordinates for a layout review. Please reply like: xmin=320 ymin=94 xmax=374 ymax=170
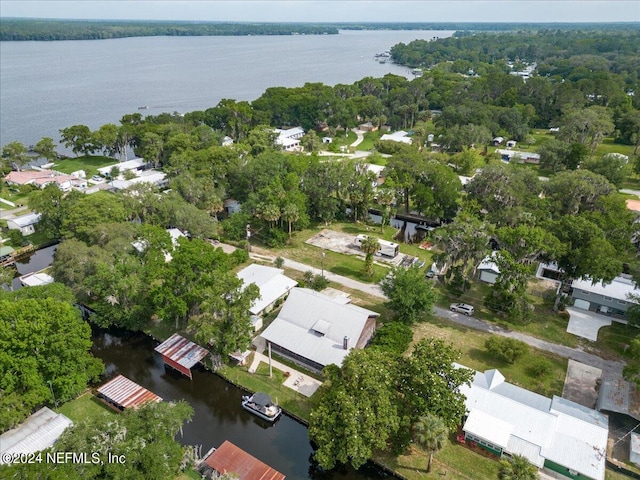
xmin=274 ymin=256 xmax=284 ymax=268
xmin=528 ymin=359 xmax=553 ymax=377
xmin=310 ymin=274 xmax=329 ymax=291
xmin=369 ymin=322 xmax=413 ymax=355
xmin=485 ymin=336 xmax=528 ymax=364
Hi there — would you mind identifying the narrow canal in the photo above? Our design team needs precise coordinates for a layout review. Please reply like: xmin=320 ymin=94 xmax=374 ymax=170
xmin=91 ymin=328 xmax=388 ymax=479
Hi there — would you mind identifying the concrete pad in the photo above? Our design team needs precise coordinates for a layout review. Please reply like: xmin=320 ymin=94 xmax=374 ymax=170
xmin=566 ymin=307 xmax=612 ymax=341
xmin=562 ymin=359 xmax=602 ymax=409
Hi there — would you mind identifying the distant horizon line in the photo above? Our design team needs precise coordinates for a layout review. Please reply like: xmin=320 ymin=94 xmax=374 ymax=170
xmin=3 ymin=17 xmax=639 ymax=25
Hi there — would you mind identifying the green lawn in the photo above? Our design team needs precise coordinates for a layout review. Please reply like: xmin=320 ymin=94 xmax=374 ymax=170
xmin=356 ymin=131 xmax=383 ymax=151
xmin=411 ymin=315 xmax=567 ymax=397
xmin=436 ymin=277 xmax=580 ymax=349
xmin=53 ymin=155 xmax=116 ymax=177
xmin=56 ymin=391 xmax=116 ymax=424
xmin=377 ymin=436 xmax=501 ymax=480
xmin=217 ymin=358 xmax=317 ymax=422
xmin=597 ymin=321 xmax=640 ymax=357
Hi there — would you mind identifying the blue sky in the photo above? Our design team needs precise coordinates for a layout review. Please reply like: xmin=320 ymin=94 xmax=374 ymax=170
xmin=1 ymin=0 xmax=639 ymax=23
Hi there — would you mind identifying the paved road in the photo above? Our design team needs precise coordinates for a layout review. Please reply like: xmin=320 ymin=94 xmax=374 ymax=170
xmin=241 ymin=244 xmax=625 ymax=376
xmin=434 ymin=306 xmax=624 ymax=376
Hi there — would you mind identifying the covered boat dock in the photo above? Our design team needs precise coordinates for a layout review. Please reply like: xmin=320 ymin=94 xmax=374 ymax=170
xmin=96 ymin=374 xmax=162 ymax=411
xmin=200 ymin=440 xmax=285 ymax=480
xmin=154 ymin=333 xmax=209 ymax=380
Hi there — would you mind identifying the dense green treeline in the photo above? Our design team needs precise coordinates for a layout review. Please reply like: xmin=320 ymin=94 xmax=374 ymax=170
xmin=391 ymin=30 xmax=640 ymax=72
xmin=1 ymin=18 xmax=637 ymax=41
xmin=0 ymin=18 xmax=339 ymax=41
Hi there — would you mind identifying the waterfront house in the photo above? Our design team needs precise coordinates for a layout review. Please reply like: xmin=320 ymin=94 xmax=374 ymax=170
xmin=199 ymin=440 xmax=285 ymax=480
xmin=0 ymin=407 xmax=72 ymax=464
xmin=237 ymin=264 xmax=297 ymax=317
xmin=570 ymin=275 xmax=639 ymax=318
xmin=6 ymin=212 xmax=41 ymax=236
xmin=4 ymin=169 xmax=86 ymax=191
xmin=97 ymin=157 xmax=147 ymax=177
xmin=258 ymin=287 xmax=379 ymax=372
xmin=460 ymin=367 xmax=608 ymax=480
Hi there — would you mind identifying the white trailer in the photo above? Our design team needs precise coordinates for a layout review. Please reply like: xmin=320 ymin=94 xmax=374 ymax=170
xmin=354 ymin=234 xmax=399 ymax=258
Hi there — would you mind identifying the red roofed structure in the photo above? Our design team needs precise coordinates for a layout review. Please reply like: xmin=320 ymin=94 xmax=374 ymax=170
xmin=202 ymin=440 xmax=285 ymax=480
xmin=96 ymin=374 xmax=162 ymax=411
xmin=154 ymin=333 xmax=209 ymax=380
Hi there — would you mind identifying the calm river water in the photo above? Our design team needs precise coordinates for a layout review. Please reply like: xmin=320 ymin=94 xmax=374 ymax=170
xmin=0 ymin=30 xmax=453 ymax=147
xmin=91 ymin=328 xmax=388 ymax=480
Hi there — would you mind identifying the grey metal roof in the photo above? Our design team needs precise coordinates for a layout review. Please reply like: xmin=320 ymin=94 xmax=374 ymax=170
xmin=462 ymin=367 xmax=608 ymax=480
xmin=259 ymin=288 xmax=378 ymax=368
xmin=237 ymin=264 xmax=297 ymax=315
xmin=596 ymin=375 xmax=640 ymax=420
xmin=551 ymin=395 xmax=609 ymax=428
xmin=7 ymin=212 xmax=41 ymax=228
xmin=0 ymin=407 xmax=72 ymax=462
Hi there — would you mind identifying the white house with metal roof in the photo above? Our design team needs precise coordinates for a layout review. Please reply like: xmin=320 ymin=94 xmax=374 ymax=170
xmin=0 ymin=407 xmax=72 ymax=463
xmin=460 ymin=368 xmax=608 ymax=480
xmin=571 ymin=274 xmax=638 ymax=318
xmin=6 ymin=212 xmax=41 ymax=236
xmin=258 ymin=287 xmax=379 ymax=372
xmin=477 ymin=252 xmax=501 ymax=284
xmin=275 ymin=127 xmax=305 ymax=151
xmin=237 ymin=264 xmax=297 ymax=317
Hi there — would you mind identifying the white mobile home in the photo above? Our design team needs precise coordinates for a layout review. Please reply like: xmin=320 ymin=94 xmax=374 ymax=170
xmin=354 ymin=234 xmax=399 ymax=258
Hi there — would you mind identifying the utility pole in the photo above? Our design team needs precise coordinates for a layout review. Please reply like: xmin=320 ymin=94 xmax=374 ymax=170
xmin=48 ymin=380 xmax=57 ymax=408
xmin=246 ymin=224 xmax=251 ymax=252
xmin=321 ymin=250 xmax=326 ymax=278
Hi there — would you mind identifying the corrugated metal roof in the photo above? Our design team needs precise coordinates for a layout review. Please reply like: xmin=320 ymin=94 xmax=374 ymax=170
xmin=506 ymin=436 xmax=544 ymax=467
xmin=97 ymin=374 xmax=162 ymax=409
xmin=237 ymin=264 xmax=297 ymax=315
xmin=204 ymin=440 xmax=285 ymax=480
xmin=259 ymin=288 xmax=378 ymax=368
xmin=0 ymin=407 xmax=72 ymax=462
xmin=461 ymin=367 xmax=608 ymax=480
xmin=596 ymin=375 xmax=640 ymax=420
xmin=463 ymin=409 xmax=512 ymax=449
xmin=154 ymin=333 xmax=209 ymax=369
xmin=7 ymin=212 xmax=41 ymax=228
xmin=551 ymin=395 xmax=609 ymax=428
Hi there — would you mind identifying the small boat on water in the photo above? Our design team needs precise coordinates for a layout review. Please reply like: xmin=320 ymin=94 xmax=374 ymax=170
xmin=241 ymin=392 xmax=282 ymax=422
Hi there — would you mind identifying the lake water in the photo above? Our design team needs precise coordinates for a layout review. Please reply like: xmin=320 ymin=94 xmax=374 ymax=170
xmin=0 ymin=30 xmax=453 ymax=147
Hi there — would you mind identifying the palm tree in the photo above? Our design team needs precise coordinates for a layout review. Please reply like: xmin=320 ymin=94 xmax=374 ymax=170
xmin=281 ymin=203 xmax=300 ymax=240
xmin=498 ymin=454 xmax=537 ymax=480
xmin=360 ymin=235 xmax=380 ymax=278
xmin=412 ymin=413 xmax=448 ymax=473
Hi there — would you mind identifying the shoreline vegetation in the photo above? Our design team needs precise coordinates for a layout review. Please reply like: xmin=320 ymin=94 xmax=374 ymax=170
xmin=1 ymin=18 xmax=638 ymax=41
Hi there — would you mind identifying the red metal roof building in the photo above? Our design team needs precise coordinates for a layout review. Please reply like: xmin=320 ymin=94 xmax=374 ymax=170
xmin=203 ymin=440 xmax=285 ymax=480
xmin=96 ymin=374 xmax=162 ymax=411
xmin=154 ymin=333 xmax=209 ymax=380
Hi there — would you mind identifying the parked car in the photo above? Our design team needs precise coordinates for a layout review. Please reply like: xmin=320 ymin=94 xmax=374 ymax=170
xmin=91 ymin=175 xmax=103 ymax=182
xmin=450 ymin=303 xmax=474 ymax=316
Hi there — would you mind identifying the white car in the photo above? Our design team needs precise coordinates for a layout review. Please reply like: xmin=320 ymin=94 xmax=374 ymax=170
xmin=450 ymin=303 xmax=474 ymax=316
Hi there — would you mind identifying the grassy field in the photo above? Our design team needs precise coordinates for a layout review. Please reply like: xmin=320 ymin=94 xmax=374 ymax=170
xmin=56 ymin=391 xmax=116 ymax=424
xmin=357 ymin=130 xmax=383 ymax=151
xmin=377 ymin=437 xmax=501 ymax=480
xmin=53 ymin=155 xmax=116 ymax=177
xmin=411 ymin=315 xmax=567 ymax=397
xmin=217 ymin=357 xmax=317 ymax=422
